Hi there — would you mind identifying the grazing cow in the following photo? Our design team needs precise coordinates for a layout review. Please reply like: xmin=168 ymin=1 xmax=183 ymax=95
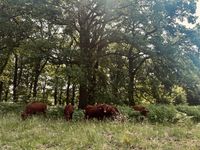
xmin=64 ymin=103 xmax=74 ymax=121
xmin=112 ymin=105 xmax=120 ymax=114
xmin=97 ymin=104 xmax=119 ymax=119
xmin=21 ymin=102 xmax=47 ymax=120
xmin=84 ymin=104 xmax=119 ymax=120
xmin=84 ymin=104 xmax=104 ymax=120
xmin=133 ymin=105 xmax=149 ymax=117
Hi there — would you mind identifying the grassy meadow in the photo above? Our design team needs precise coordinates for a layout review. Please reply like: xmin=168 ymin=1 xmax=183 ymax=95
xmin=0 ymin=103 xmax=200 ymax=150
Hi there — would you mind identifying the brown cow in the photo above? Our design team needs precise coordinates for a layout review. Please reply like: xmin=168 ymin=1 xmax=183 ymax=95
xmin=133 ymin=105 xmax=149 ymax=117
xmin=21 ymin=102 xmax=47 ymax=120
xmin=64 ymin=103 xmax=74 ymax=121
xmin=112 ymin=105 xmax=120 ymax=115
xmin=84 ymin=104 xmax=119 ymax=120
xmin=97 ymin=104 xmax=119 ymax=119
xmin=84 ymin=104 xmax=105 ymax=120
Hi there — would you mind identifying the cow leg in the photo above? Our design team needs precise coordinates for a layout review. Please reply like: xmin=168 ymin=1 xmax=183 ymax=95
xmin=70 ymin=114 xmax=73 ymax=120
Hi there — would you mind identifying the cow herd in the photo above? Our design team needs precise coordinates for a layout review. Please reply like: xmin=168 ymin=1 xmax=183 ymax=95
xmin=21 ymin=101 xmax=149 ymax=121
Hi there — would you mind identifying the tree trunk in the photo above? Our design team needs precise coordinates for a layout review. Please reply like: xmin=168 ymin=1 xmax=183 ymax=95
xmin=42 ymin=77 xmax=47 ymax=100
xmin=111 ymin=56 xmax=122 ymax=101
xmin=78 ymin=10 xmax=90 ymax=108
xmin=79 ymin=84 xmax=88 ymax=109
xmin=54 ymin=65 xmax=60 ymax=105
xmin=54 ymin=76 xmax=58 ymax=106
xmin=128 ymin=55 xmax=135 ymax=105
xmin=13 ymin=54 xmax=18 ymax=102
xmin=71 ymin=84 xmax=76 ymax=105
xmin=77 ymin=1 xmax=108 ymax=108
xmin=0 ymin=57 xmax=9 ymax=76
xmin=88 ymin=61 xmax=98 ymax=104
xmin=0 ymin=81 xmax=3 ymax=101
xmin=66 ymin=76 xmax=71 ymax=104
xmin=4 ymin=79 xmax=10 ymax=102
xmin=152 ymin=81 xmax=161 ymax=103
xmin=128 ymin=51 xmax=149 ymax=105
xmin=0 ymin=48 xmax=12 ymax=76
xmin=58 ymin=87 xmax=63 ymax=105
xmin=4 ymin=88 xmax=9 ymax=102
xmin=17 ymin=57 xmax=23 ymax=87
xmin=87 ymin=72 xmax=95 ymax=104
xmin=28 ymin=81 xmax=33 ymax=100
xmin=32 ymin=63 xmax=40 ymax=98
xmin=32 ymin=60 xmax=47 ymax=98
xmin=33 ymin=74 xmax=40 ymax=98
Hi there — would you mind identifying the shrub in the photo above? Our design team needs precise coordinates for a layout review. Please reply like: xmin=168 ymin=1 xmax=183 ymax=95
xmin=72 ymin=109 xmax=85 ymax=121
xmin=117 ymin=105 xmax=142 ymax=121
xmin=47 ymin=106 xmax=64 ymax=119
xmin=147 ymin=105 xmax=178 ymax=123
xmin=0 ymin=102 xmax=23 ymax=114
xmin=176 ymin=105 xmax=200 ymax=122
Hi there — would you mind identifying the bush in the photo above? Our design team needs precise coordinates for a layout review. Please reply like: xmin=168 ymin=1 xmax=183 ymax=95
xmin=47 ymin=106 xmax=64 ymax=119
xmin=176 ymin=105 xmax=200 ymax=122
xmin=72 ymin=109 xmax=85 ymax=121
xmin=47 ymin=106 xmax=85 ymax=121
xmin=147 ymin=105 xmax=178 ymax=123
xmin=117 ymin=105 xmax=142 ymax=121
xmin=0 ymin=102 xmax=23 ymax=114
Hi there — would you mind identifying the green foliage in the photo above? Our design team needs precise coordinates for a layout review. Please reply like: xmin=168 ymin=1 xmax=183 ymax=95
xmin=186 ymin=87 xmax=200 ymax=105
xmin=176 ymin=105 xmax=200 ymax=122
xmin=0 ymin=102 xmax=23 ymax=114
xmin=117 ymin=105 xmax=144 ymax=121
xmin=147 ymin=105 xmax=179 ymax=123
xmin=72 ymin=109 xmax=85 ymax=121
xmin=116 ymin=104 xmax=200 ymax=123
xmin=1 ymin=0 xmax=200 ymax=106
xmin=47 ymin=106 xmax=64 ymax=119
xmin=171 ymin=85 xmax=187 ymax=105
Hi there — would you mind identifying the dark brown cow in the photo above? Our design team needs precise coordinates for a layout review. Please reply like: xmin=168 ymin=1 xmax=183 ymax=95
xmin=64 ymin=103 xmax=74 ymax=121
xmin=133 ymin=105 xmax=149 ymax=117
xmin=21 ymin=102 xmax=47 ymax=120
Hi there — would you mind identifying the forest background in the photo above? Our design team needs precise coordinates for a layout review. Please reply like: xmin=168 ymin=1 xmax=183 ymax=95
xmin=1 ymin=0 xmax=200 ymax=108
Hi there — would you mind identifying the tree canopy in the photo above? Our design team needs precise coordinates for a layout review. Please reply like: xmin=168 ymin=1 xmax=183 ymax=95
xmin=1 ymin=0 xmax=200 ymax=106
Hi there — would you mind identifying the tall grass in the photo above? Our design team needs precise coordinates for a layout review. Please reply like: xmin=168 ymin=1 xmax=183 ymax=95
xmin=0 ymin=103 xmax=200 ymax=150
xmin=1 ymin=114 xmax=200 ymax=150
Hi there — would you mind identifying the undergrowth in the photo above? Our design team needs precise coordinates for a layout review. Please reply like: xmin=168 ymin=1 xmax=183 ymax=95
xmin=0 ymin=102 xmax=200 ymax=149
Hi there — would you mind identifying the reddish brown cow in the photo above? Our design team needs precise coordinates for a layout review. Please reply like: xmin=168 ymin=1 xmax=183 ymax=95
xmin=106 ymin=105 xmax=119 ymax=118
xmin=133 ymin=105 xmax=149 ymax=117
xmin=84 ymin=104 xmax=119 ymax=120
xmin=112 ymin=105 xmax=120 ymax=114
xmin=64 ymin=103 xmax=74 ymax=121
xmin=97 ymin=104 xmax=119 ymax=119
xmin=84 ymin=105 xmax=104 ymax=120
xmin=21 ymin=102 xmax=47 ymax=120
